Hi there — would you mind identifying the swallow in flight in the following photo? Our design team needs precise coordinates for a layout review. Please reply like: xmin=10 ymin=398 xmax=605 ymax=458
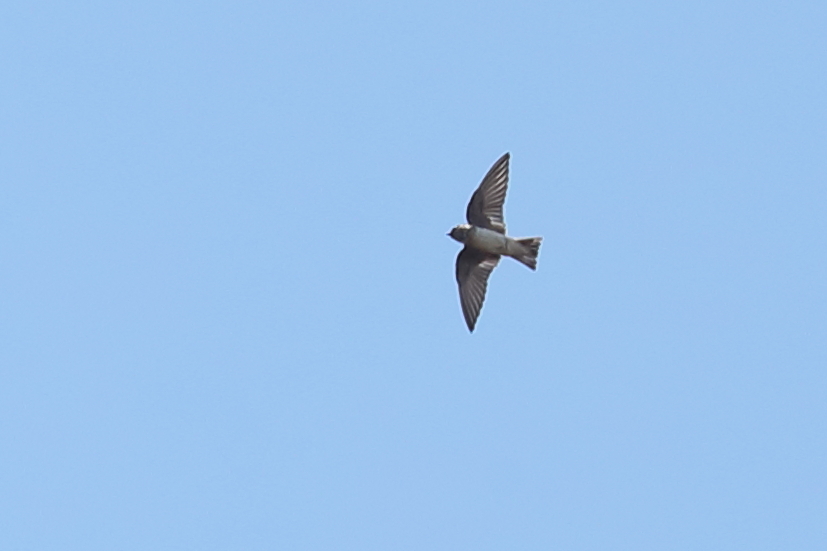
xmin=448 ymin=153 xmax=542 ymax=332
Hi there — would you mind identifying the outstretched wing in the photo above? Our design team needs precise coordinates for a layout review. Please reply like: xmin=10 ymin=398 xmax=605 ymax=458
xmin=465 ymin=152 xmax=509 ymax=234
xmin=455 ymin=247 xmax=501 ymax=332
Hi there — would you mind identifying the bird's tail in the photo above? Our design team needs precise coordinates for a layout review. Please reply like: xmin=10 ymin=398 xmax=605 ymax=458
xmin=513 ymin=237 xmax=542 ymax=270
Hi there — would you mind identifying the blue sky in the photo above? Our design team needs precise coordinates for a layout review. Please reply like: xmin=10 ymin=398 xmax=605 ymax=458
xmin=2 ymin=1 xmax=826 ymax=549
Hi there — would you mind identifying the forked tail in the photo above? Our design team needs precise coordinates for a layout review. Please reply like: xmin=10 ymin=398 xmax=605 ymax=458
xmin=514 ymin=237 xmax=542 ymax=270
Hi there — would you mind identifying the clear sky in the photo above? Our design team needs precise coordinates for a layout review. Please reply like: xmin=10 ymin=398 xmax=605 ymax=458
xmin=2 ymin=1 xmax=826 ymax=549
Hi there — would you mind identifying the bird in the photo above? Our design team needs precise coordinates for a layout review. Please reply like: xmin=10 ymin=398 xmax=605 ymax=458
xmin=448 ymin=153 xmax=542 ymax=332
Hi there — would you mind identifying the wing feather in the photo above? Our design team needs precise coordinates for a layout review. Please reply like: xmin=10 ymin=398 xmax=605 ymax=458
xmin=455 ymin=247 xmax=500 ymax=332
xmin=465 ymin=153 xmax=509 ymax=233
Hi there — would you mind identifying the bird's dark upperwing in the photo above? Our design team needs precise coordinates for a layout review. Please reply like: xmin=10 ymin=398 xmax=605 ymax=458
xmin=455 ymin=247 xmax=501 ymax=332
xmin=465 ymin=152 xmax=509 ymax=234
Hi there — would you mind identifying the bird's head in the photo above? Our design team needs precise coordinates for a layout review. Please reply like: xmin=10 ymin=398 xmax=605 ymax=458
xmin=447 ymin=224 xmax=471 ymax=243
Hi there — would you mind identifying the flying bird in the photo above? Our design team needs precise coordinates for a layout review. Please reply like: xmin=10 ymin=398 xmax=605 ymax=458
xmin=448 ymin=153 xmax=542 ymax=332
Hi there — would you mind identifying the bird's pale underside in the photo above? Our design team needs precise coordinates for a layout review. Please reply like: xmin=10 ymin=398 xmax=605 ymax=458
xmin=448 ymin=153 xmax=542 ymax=332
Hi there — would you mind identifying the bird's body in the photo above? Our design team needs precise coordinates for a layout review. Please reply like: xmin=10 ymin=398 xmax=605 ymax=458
xmin=464 ymin=225 xmax=510 ymax=254
xmin=448 ymin=153 xmax=542 ymax=332
xmin=476 ymin=224 xmax=532 ymax=256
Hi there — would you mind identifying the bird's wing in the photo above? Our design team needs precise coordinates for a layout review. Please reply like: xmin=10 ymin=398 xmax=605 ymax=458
xmin=465 ymin=152 xmax=509 ymax=234
xmin=455 ymin=247 xmax=501 ymax=332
